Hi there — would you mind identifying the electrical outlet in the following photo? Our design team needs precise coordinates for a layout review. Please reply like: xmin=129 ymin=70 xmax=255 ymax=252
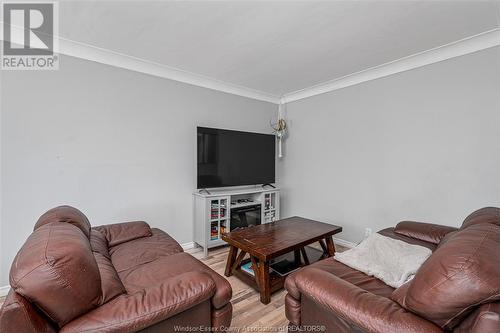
xmin=364 ymin=228 xmax=372 ymax=238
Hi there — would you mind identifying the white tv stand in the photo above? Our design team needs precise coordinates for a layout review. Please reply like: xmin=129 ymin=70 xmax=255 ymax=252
xmin=193 ymin=185 xmax=280 ymax=257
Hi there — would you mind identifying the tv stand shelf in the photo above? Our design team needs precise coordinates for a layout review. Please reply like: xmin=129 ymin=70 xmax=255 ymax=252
xmin=193 ymin=185 xmax=280 ymax=257
xmin=230 ymin=201 xmax=260 ymax=209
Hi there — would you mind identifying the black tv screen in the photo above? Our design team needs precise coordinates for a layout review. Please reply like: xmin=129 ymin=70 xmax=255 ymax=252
xmin=197 ymin=127 xmax=275 ymax=188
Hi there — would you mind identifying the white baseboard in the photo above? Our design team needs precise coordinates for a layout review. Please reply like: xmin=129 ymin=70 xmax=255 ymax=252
xmin=0 ymin=285 xmax=10 ymax=297
xmin=333 ymin=237 xmax=357 ymax=249
xmin=181 ymin=242 xmax=199 ymax=251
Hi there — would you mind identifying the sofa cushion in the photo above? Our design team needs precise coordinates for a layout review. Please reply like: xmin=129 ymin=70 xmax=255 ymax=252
xmin=9 ymin=222 xmax=102 ymax=327
xmin=398 ymin=223 xmax=500 ymax=330
xmin=59 ymin=271 xmax=216 ymax=333
xmin=118 ymin=252 xmax=232 ymax=309
xmin=34 ymin=205 xmax=91 ymax=239
xmin=286 ymin=256 xmax=395 ymax=300
xmin=94 ymin=252 xmax=126 ymax=304
xmin=110 ymin=228 xmax=183 ymax=273
xmin=461 ymin=207 xmax=500 ymax=229
xmin=94 ymin=221 xmax=152 ymax=247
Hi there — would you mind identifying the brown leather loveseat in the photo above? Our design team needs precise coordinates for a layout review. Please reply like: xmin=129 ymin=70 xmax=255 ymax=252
xmin=285 ymin=207 xmax=500 ymax=333
xmin=0 ymin=206 xmax=232 ymax=333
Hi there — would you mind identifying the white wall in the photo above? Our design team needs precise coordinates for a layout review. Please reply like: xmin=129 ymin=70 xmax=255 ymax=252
xmin=0 ymin=55 xmax=276 ymax=285
xmin=2 ymin=45 xmax=499 ymax=288
xmin=277 ymin=46 xmax=500 ymax=244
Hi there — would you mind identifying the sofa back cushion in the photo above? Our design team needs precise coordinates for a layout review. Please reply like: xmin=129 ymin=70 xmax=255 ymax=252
xmin=94 ymin=221 xmax=152 ymax=247
xmin=34 ymin=205 xmax=92 ymax=239
xmin=90 ymin=230 xmax=126 ymax=303
xmin=399 ymin=223 xmax=500 ymax=330
xmin=94 ymin=252 xmax=126 ymax=304
xmin=461 ymin=207 xmax=500 ymax=229
xmin=9 ymin=222 xmax=102 ymax=327
xmin=90 ymin=229 xmax=110 ymax=258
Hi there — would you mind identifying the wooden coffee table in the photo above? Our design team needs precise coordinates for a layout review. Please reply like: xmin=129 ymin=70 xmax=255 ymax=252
xmin=221 ymin=216 xmax=342 ymax=304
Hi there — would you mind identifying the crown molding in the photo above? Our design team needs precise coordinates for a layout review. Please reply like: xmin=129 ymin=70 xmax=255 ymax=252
xmin=57 ymin=38 xmax=282 ymax=104
xmin=281 ymin=28 xmax=500 ymax=104
xmin=0 ymin=26 xmax=281 ymax=104
xmin=2 ymin=22 xmax=498 ymax=106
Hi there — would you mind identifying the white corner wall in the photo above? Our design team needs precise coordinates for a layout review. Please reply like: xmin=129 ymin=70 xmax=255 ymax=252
xmin=277 ymin=46 xmax=500 ymax=244
xmin=0 ymin=55 xmax=276 ymax=286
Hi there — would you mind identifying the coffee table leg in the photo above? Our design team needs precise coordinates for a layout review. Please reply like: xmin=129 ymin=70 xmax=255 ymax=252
xmin=258 ymin=259 xmax=271 ymax=304
xmin=250 ymin=256 xmax=271 ymax=304
xmin=232 ymin=250 xmax=247 ymax=275
xmin=225 ymin=246 xmax=237 ymax=277
xmin=250 ymin=256 xmax=260 ymax=288
xmin=300 ymin=247 xmax=310 ymax=265
xmin=294 ymin=250 xmax=301 ymax=265
xmin=325 ymin=236 xmax=335 ymax=257
xmin=319 ymin=239 xmax=327 ymax=253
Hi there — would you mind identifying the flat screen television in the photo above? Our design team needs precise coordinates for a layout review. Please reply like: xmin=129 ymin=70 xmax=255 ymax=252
xmin=197 ymin=127 xmax=275 ymax=188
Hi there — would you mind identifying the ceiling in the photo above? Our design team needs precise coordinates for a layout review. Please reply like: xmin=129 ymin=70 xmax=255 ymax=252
xmin=59 ymin=1 xmax=500 ymax=97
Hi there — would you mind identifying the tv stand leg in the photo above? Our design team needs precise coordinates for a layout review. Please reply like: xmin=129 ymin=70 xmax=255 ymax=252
xmin=262 ymin=183 xmax=276 ymax=189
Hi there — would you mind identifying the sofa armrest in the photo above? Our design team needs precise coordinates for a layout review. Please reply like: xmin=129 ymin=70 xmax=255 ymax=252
xmin=293 ymin=268 xmax=443 ymax=333
xmin=94 ymin=221 xmax=152 ymax=247
xmin=394 ymin=221 xmax=457 ymax=244
xmin=60 ymin=271 xmax=216 ymax=333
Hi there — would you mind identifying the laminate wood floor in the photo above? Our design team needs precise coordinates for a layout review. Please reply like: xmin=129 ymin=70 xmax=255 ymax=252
xmin=0 ymin=243 xmax=347 ymax=330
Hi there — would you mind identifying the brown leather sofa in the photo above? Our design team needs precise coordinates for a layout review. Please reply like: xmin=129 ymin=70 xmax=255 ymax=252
xmin=285 ymin=207 xmax=500 ymax=333
xmin=0 ymin=206 xmax=232 ymax=333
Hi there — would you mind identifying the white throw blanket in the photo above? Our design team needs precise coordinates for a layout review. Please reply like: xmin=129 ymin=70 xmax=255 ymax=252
xmin=334 ymin=233 xmax=432 ymax=288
